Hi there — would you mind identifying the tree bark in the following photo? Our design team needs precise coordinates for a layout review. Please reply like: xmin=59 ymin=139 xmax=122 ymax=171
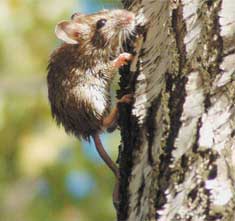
xmin=118 ymin=0 xmax=235 ymax=220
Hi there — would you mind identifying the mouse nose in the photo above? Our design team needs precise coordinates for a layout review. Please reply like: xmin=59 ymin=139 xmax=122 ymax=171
xmin=120 ymin=11 xmax=135 ymax=26
xmin=113 ymin=9 xmax=135 ymax=26
xmin=126 ymin=12 xmax=135 ymax=22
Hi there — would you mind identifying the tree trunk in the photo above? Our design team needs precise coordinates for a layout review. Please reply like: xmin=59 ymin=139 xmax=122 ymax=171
xmin=117 ymin=0 xmax=235 ymax=220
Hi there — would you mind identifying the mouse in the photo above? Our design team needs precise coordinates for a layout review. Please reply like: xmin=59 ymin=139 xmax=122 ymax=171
xmin=47 ymin=9 xmax=137 ymax=207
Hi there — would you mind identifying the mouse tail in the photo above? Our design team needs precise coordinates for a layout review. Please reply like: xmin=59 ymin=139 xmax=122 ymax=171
xmin=92 ymin=134 xmax=119 ymax=178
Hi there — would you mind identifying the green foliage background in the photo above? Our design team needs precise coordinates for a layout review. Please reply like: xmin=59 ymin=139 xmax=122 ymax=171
xmin=0 ymin=1 xmax=121 ymax=220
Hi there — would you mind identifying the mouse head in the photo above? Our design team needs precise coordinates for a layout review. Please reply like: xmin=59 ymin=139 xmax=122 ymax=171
xmin=55 ymin=9 xmax=135 ymax=49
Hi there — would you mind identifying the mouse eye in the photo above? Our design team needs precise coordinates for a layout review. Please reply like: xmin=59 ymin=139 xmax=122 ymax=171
xmin=96 ymin=19 xmax=107 ymax=29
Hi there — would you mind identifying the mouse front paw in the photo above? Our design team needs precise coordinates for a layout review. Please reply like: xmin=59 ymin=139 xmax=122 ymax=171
xmin=118 ymin=94 xmax=133 ymax=104
xmin=113 ymin=53 xmax=133 ymax=68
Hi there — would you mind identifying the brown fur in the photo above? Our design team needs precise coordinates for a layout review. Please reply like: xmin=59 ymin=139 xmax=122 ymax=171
xmin=47 ymin=44 xmax=115 ymax=140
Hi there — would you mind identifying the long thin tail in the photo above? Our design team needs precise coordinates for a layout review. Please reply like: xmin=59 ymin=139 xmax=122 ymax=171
xmin=92 ymin=134 xmax=119 ymax=178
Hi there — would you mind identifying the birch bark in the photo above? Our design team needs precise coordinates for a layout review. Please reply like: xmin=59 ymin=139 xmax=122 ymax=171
xmin=118 ymin=1 xmax=235 ymax=220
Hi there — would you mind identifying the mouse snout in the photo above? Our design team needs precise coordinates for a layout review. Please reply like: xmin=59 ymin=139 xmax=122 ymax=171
xmin=120 ymin=11 xmax=135 ymax=26
xmin=111 ymin=9 xmax=135 ymax=29
xmin=125 ymin=11 xmax=135 ymax=22
xmin=125 ymin=11 xmax=135 ymax=23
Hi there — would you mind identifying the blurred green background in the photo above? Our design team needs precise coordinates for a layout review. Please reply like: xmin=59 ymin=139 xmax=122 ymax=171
xmin=0 ymin=0 xmax=122 ymax=221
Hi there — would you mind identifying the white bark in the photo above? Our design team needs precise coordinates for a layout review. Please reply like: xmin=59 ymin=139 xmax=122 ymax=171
xmin=118 ymin=0 xmax=235 ymax=220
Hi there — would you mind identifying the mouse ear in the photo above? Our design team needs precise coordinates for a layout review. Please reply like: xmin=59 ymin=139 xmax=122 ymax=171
xmin=55 ymin=20 xmax=80 ymax=44
xmin=71 ymin=12 xmax=82 ymax=20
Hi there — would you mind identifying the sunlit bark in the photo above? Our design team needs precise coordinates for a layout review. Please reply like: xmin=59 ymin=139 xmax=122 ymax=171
xmin=118 ymin=1 xmax=235 ymax=220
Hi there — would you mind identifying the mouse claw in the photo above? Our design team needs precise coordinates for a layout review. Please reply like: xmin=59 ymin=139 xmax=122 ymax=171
xmin=113 ymin=53 xmax=133 ymax=68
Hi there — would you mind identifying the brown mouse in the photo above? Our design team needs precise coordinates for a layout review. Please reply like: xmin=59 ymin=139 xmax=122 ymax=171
xmin=47 ymin=9 xmax=136 ymax=207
